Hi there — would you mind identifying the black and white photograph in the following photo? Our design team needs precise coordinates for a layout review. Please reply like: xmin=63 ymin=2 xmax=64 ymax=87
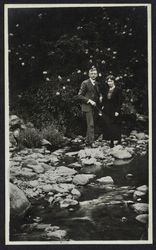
xmin=5 ymin=3 xmax=152 ymax=244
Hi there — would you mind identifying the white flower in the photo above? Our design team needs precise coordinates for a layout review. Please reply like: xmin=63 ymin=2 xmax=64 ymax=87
xmin=31 ymin=56 xmax=35 ymax=59
xmin=124 ymin=73 xmax=127 ymax=77
xmin=90 ymin=55 xmax=93 ymax=58
xmin=46 ymin=77 xmax=50 ymax=81
xmin=85 ymin=49 xmax=88 ymax=54
xmin=16 ymin=24 xmax=19 ymax=27
xmin=112 ymin=56 xmax=116 ymax=59
xmin=67 ymin=79 xmax=70 ymax=82
xmin=77 ymin=70 xmax=81 ymax=73
xmin=107 ymin=48 xmax=111 ymax=51
xmin=19 ymin=57 xmax=22 ymax=61
xmin=115 ymin=76 xmax=120 ymax=81
xmin=56 ymin=91 xmax=60 ymax=96
xmin=128 ymin=33 xmax=132 ymax=36
xmin=99 ymin=73 xmax=102 ymax=77
xmin=16 ymin=52 xmax=19 ymax=55
xmin=96 ymin=48 xmax=99 ymax=52
xmin=58 ymin=75 xmax=62 ymax=80
xmin=43 ymin=71 xmax=47 ymax=75
xmin=101 ymin=60 xmax=106 ymax=64
xmin=83 ymin=71 xmax=87 ymax=75
xmin=113 ymin=51 xmax=117 ymax=54
xmin=89 ymin=59 xmax=92 ymax=63
xmin=21 ymin=62 xmax=25 ymax=66
xmin=9 ymin=33 xmax=14 ymax=36
xmin=62 ymin=86 xmax=66 ymax=90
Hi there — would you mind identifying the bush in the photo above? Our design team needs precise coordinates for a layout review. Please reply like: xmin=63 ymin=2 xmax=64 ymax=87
xmin=41 ymin=124 xmax=65 ymax=149
xmin=18 ymin=128 xmax=42 ymax=148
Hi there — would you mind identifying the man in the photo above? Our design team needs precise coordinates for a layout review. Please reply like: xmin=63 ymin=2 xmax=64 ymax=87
xmin=78 ymin=66 xmax=100 ymax=147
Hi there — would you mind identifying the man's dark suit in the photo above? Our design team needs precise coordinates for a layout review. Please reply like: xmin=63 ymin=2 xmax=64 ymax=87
xmin=78 ymin=78 xmax=100 ymax=144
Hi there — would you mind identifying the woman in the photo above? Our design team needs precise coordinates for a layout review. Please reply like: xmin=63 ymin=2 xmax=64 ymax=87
xmin=100 ymin=75 xmax=122 ymax=147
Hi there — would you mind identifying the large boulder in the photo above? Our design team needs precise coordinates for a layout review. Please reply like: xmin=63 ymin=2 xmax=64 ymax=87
xmin=10 ymin=183 xmax=31 ymax=218
xmin=54 ymin=166 xmax=77 ymax=176
xmin=130 ymin=203 xmax=148 ymax=214
xmin=136 ymin=185 xmax=148 ymax=193
xmin=97 ymin=176 xmax=114 ymax=184
xmin=9 ymin=115 xmax=21 ymax=128
xmin=136 ymin=214 xmax=148 ymax=224
xmin=111 ymin=149 xmax=132 ymax=159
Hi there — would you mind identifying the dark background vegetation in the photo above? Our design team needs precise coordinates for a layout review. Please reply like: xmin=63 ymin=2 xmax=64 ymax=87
xmin=8 ymin=6 xmax=148 ymax=138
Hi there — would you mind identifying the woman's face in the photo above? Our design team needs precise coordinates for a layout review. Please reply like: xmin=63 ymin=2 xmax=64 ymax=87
xmin=107 ymin=78 xmax=115 ymax=88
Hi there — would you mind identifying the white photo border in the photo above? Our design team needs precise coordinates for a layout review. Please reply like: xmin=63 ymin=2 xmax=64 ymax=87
xmin=5 ymin=3 xmax=153 ymax=245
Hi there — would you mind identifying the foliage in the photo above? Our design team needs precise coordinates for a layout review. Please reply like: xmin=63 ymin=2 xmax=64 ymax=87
xmin=41 ymin=124 xmax=65 ymax=148
xmin=18 ymin=128 xmax=41 ymax=148
xmin=8 ymin=7 xmax=148 ymax=134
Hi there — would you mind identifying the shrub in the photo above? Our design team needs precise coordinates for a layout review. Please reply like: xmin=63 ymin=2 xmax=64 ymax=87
xmin=41 ymin=124 xmax=65 ymax=149
xmin=18 ymin=128 xmax=41 ymax=148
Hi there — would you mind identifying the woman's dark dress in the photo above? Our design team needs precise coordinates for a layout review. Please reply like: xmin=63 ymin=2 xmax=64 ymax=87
xmin=101 ymin=86 xmax=122 ymax=141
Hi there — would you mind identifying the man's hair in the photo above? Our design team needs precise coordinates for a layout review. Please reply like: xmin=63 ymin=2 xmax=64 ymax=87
xmin=89 ymin=66 xmax=97 ymax=73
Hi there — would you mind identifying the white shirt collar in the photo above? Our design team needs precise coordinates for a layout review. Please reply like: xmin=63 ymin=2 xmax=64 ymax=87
xmin=90 ymin=78 xmax=96 ymax=85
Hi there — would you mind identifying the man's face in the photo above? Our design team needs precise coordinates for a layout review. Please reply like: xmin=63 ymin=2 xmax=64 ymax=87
xmin=89 ymin=70 xmax=98 ymax=80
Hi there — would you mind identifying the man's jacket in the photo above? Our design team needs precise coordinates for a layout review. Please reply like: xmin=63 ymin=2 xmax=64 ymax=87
xmin=78 ymin=79 xmax=100 ymax=112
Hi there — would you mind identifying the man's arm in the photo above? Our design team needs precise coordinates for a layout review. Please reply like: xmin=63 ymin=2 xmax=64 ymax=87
xmin=78 ymin=81 xmax=89 ymax=103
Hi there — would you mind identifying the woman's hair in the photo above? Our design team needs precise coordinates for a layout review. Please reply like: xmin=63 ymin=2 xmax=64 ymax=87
xmin=105 ymin=74 xmax=115 ymax=82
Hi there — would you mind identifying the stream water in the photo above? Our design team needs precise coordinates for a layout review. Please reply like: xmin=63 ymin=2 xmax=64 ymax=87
xmin=10 ymin=153 xmax=148 ymax=242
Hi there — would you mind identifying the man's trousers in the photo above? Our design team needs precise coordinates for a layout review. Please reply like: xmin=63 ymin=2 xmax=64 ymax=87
xmin=83 ymin=110 xmax=94 ymax=145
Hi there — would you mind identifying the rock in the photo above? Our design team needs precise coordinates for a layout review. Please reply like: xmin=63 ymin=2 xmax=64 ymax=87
xmin=54 ymin=166 xmax=77 ymax=176
xmin=136 ymin=214 xmax=148 ymax=224
xmin=41 ymin=139 xmax=52 ymax=146
xmin=136 ymin=185 xmax=148 ymax=193
xmin=131 ymin=203 xmax=148 ymax=214
xmin=46 ymin=229 xmax=67 ymax=240
xmin=111 ymin=149 xmax=132 ymax=159
xmin=50 ymin=155 xmax=59 ymax=165
xmin=51 ymin=183 xmax=75 ymax=193
xmin=111 ymin=145 xmax=123 ymax=152
xmin=28 ymin=180 xmax=39 ymax=187
xmin=113 ymin=159 xmax=133 ymax=166
xmin=17 ymin=171 xmax=38 ymax=180
xmin=80 ymin=164 xmax=101 ymax=174
xmin=78 ymin=148 xmax=105 ymax=159
xmin=10 ymin=115 xmax=21 ymax=127
xmin=38 ymin=158 xmax=51 ymax=164
xmin=10 ymin=183 xmax=31 ymax=218
xmin=9 ymin=133 xmax=17 ymax=146
xmin=41 ymin=163 xmax=51 ymax=171
xmin=133 ymin=190 xmax=146 ymax=200
xmin=81 ymin=158 xmax=97 ymax=165
xmin=97 ymin=176 xmax=114 ymax=184
xmin=73 ymin=174 xmax=94 ymax=185
xmin=135 ymin=132 xmax=146 ymax=140
xmin=31 ymin=165 xmax=45 ymax=174
xmin=36 ymin=224 xmax=51 ymax=230
xmin=68 ymin=162 xmax=82 ymax=169
xmin=42 ymin=184 xmax=54 ymax=193
xmin=65 ymin=151 xmax=79 ymax=157
xmin=71 ymin=188 xmax=81 ymax=197
xmin=60 ymin=198 xmax=78 ymax=208
xmin=22 ymin=159 xmax=38 ymax=168
xmin=126 ymin=173 xmax=133 ymax=179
